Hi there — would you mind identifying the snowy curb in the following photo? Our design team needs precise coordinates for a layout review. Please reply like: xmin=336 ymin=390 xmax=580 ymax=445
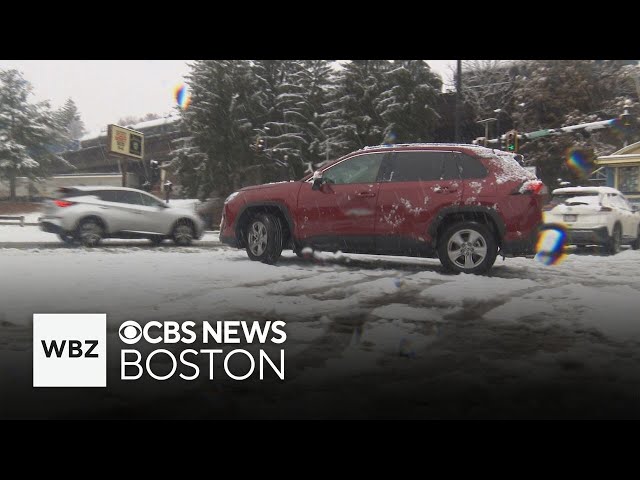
xmin=0 ymin=241 xmax=223 ymax=249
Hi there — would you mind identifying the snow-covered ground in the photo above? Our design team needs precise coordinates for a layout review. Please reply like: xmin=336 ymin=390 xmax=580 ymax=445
xmin=0 ymin=225 xmax=219 ymax=243
xmin=1 ymin=245 xmax=639 ymax=353
xmin=2 ymin=242 xmax=640 ymax=418
xmin=0 ymin=225 xmax=56 ymax=242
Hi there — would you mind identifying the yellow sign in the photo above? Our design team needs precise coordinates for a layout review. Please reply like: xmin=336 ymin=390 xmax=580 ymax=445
xmin=107 ymin=124 xmax=144 ymax=160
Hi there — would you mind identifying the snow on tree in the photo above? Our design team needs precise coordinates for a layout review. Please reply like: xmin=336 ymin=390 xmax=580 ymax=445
xmin=247 ymin=60 xmax=338 ymax=179
xmin=173 ymin=60 xmax=337 ymax=196
xmin=512 ymin=60 xmax=640 ymax=188
xmin=0 ymin=69 xmax=71 ymax=200
xmin=322 ymin=60 xmax=394 ymax=156
xmin=118 ymin=112 xmax=162 ymax=127
xmin=55 ymin=97 xmax=85 ymax=149
xmin=168 ymin=59 xmax=640 ymax=195
xmin=250 ymin=60 xmax=307 ymax=181
xmin=376 ymin=60 xmax=442 ymax=144
xmin=459 ymin=60 xmax=518 ymax=124
xmin=283 ymin=60 xmax=335 ymax=175
xmin=170 ymin=60 xmax=257 ymax=198
xmin=169 ymin=131 xmax=207 ymax=198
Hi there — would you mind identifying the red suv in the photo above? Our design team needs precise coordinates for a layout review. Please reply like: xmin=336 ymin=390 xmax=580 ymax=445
xmin=220 ymin=144 xmax=546 ymax=274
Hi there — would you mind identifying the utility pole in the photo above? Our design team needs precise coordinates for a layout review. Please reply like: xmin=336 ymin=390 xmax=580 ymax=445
xmin=455 ymin=60 xmax=462 ymax=142
xmin=494 ymin=109 xmax=503 ymax=149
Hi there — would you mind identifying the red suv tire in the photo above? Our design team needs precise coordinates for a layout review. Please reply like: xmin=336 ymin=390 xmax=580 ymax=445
xmin=245 ymin=213 xmax=284 ymax=264
xmin=437 ymin=221 xmax=498 ymax=274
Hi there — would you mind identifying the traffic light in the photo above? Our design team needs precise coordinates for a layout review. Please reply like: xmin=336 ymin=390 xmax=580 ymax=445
xmin=256 ymin=137 xmax=266 ymax=152
xmin=149 ymin=159 xmax=160 ymax=186
xmin=619 ymin=108 xmax=633 ymax=127
xmin=506 ymin=130 xmax=518 ymax=152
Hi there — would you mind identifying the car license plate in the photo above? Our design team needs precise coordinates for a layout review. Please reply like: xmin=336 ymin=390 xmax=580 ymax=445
xmin=564 ymin=214 xmax=577 ymax=222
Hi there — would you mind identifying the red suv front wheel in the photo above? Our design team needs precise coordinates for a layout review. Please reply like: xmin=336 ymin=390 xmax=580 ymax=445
xmin=245 ymin=213 xmax=284 ymax=264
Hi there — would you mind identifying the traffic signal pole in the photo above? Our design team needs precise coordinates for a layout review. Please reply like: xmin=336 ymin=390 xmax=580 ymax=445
xmin=455 ymin=60 xmax=462 ymax=142
xmin=474 ymin=109 xmax=633 ymax=150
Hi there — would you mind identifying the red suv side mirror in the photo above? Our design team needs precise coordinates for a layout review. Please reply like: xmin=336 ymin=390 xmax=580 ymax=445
xmin=311 ymin=171 xmax=324 ymax=191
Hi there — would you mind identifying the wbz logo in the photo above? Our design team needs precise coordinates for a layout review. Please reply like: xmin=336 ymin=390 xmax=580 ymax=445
xmin=33 ymin=314 xmax=106 ymax=387
xmin=41 ymin=339 xmax=99 ymax=358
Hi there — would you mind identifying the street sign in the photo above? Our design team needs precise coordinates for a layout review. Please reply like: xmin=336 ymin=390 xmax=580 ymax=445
xmin=107 ymin=124 xmax=144 ymax=160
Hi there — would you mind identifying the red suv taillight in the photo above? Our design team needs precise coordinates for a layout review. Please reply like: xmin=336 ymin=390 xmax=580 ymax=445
xmin=513 ymin=180 xmax=547 ymax=195
xmin=54 ymin=200 xmax=75 ymax=207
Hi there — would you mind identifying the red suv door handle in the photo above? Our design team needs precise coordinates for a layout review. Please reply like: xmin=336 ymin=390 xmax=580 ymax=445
xmin=435 ymin=186 xmax=458 ymax=193
xmin=357 ymin=191 xmax=376 ymax=198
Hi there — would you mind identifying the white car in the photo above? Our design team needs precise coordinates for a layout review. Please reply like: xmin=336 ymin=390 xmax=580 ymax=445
xmin=542 ymin=186 xmax=640 ymax=254
xmin=39 ymin=186 xmax=205 ymax=247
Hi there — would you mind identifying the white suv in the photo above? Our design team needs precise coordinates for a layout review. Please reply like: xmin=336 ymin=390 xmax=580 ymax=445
xmin=39 ymin=186 xmax=205 ymax=247
xmin=543 ymin=186 xmax=640 ymax=254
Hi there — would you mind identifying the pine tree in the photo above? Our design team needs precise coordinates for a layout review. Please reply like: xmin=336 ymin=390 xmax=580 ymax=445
xmin=169 ymin=130 xmax=207 ymax=198
xmin=376 ymin=60 xmax=442 ymax=143
xmin=323 ymin=60 xmax=394 ymax=156
xmin=171 ymin=60 xmax=257 ymax=198
xmin=0 ymin=69 xmax=70 ymax=200
xmin=289 ymin=60 xmax=335 ymax=174
xmin=251 ymin=60 xmax=306 ymax=181
xmin=55 ymin=98 xmax=85 ymax=148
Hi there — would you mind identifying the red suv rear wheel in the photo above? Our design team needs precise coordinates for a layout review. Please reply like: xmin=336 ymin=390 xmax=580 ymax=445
xmin=437 ymin=221 xmax=498 ymax=274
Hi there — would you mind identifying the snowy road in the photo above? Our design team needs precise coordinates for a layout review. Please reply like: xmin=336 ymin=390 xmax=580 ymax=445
xmin=2 ymin=243 xmax=640 ymax=418
xmin=0 ymin=224 xmax=221 ymax=246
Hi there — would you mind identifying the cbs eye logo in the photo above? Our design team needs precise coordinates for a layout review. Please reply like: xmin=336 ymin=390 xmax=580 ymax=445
xmin=119 ymin=320 xmax=142 ymax=344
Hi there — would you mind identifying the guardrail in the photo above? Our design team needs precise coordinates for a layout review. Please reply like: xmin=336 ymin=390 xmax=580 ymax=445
xmin=0 ymin=215 xmax=25 ymax=226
